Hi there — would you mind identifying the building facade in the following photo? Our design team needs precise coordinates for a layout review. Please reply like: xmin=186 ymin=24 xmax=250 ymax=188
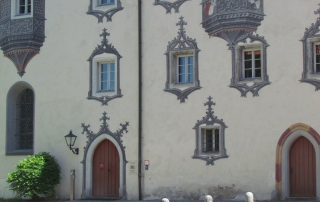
xmin=1 ymin=0 xmax=320 ymax=200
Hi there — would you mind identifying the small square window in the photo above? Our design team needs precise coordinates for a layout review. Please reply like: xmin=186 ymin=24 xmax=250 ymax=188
xmin=177 ymin=55 xmax=194 ymax=84
xmin=201 ymin=128 xmax=219 ymax=153
xmin=99 ymin=62 xmax=115 ymax=92
xmin=18 ymin=0 xmax=31 ymax=15
xmin=242 ymin=49 xmax=262 ymax=79
xmin=100 ymin=0 xmax=115 ymax=6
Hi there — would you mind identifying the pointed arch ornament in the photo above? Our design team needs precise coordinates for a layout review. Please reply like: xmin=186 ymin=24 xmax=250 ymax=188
xmin=275 ymin=123 xmax=320 ymax=199
xmin=154 ymin=0 xmax=189 ymax=14
xmin=81 ymin=111 xmax=129 ymax=198
xmin=164 ymin=16 xmax=201 ymax=103
xmin=87 ymin=29 xmax=123 ymax=105
xmin=192 ymin=96 xmax=228 ymax=165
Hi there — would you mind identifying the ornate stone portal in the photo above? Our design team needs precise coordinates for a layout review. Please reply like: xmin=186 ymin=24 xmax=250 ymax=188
xmin=0 ymin=0 xmax=46 ymax=76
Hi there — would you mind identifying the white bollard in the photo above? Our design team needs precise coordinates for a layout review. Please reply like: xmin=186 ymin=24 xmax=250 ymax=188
xmin=204 ymin=195 xmax=213 ymax=202
xmin=162 ymin=198 xmax=169 ymax=202
xmin=245 ymin=192 xmax=254 ymax=202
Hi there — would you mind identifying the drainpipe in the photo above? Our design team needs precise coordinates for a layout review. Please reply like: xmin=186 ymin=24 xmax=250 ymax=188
xmin=138 ymin=0 xmax=143 ymax=200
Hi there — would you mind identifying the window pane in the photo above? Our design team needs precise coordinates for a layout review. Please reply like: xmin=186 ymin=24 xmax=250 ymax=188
xmin=110 ymin=62 xmax=115 ymax=71
xmin=110 ymin=0 xmax=115 ymax=4
xmin=101 ymin=81 xmax=108 ymax=90
xmin=316 ymin=54 xmax=320 ymax=64
xmin=316 ymin=45 xmax=320 ymax=54
xmin=244 ymin=51 xmax=252 ymax=60
xmin=179 ymin=74 xmax=186 ymax=83
xmin=179 ymin=57 xmax=186 ymax=66
xmin=255 ymin=68 xmax=261 ymax=78
xmin=110 ymin=81 xmax=115 ymax=91
xmin=206 ymin=129 xmax=213 ymax=152
xmin=214 ymin=129 xmax=219 ymax=151
xmin=188 ymin=65 xmax=193 ymax=82
xmin=188 ymin=56 xmax=193 ymax=65
xmin=316 ymin=64 xmax=320 ymax=73
xmin=255 ymin=59 xmax=261 ymax=69
xmin=101 ymin=64 xmax=108 ymax=72
xmin=244 ymin=70 xmax=252 ymax=78
xmin=101 ymin=0 xmax=108 ymax=4
xmin=254 ymin=50 xmax=261 ymax=59
xmin=110 ymin=70 xmax=115 ymax=80
xmin=244 ymin=61 xmax=251 ymax=70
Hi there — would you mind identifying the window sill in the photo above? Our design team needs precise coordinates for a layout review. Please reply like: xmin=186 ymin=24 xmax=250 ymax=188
xmin=6 ymin=149 xmax=33 ymax=156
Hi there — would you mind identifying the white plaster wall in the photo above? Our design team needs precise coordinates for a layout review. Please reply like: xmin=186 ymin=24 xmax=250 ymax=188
xmin=0 ymin=0 xmax=139 ymax=200
xmin=141 ymin=0 xmax=320 ymax=200
xmin=1 ymin=0 xmax=320 ymax=201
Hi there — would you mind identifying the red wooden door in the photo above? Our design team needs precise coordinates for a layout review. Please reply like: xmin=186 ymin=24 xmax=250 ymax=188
xmin=93 ymin=139 xmax=120 ymax=197
xmin=289 ymin=136 xmax=316 ymax=197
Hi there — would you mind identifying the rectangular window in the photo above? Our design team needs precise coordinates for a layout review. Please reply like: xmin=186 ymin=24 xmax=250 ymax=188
xmin=100 ymin=0 xmax=115 ymax=5
xmin=177 ymin=55 xmax=194 ymax=83
xmin=243 ymin=49 xmax=261 ymax=79
xmin=314 ymin=44 xmax=320 ymax=73
xmin=201 ymin=128 xmax=219 ymax=153
xmin=18 ymin=0 xmax=31 ymax=15
xmin=100 ymin=62 xmax=115 ymax=92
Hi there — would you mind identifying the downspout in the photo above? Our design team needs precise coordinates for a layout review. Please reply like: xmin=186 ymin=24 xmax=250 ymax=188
xmin=138 ymin=0 xmax=143 ymax=200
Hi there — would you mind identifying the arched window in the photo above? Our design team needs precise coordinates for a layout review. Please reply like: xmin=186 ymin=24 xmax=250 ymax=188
xmin=15 ymin=89 xmax=34 ymax=150
xmin=6 ymin=82 xmax=34 ymax=155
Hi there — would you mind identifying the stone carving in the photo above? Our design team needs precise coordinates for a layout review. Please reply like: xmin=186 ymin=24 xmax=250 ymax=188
xmin=87 ymin=0 xmax=124 ymax=23
xmin=1 ymin=0 xmax=10 ymax=19
xmin=154 ymin=0 xmax=189 ymax=14
xmin=300 ymin=4 xmax=320 ymax=90
xmin=81 ymin=111 xmax=129 ymax=197
xmin=33 ymin=17 xmax=45 ymax=34
xmin=87 ymin=29 xmax=123 ymax=105
xmin=192 ymin=96 xmax=228 ymax=165
xmin=4 ymin=49 xmax=39 ymax=77
xmin=34 ymin=0 xmax=44 ymax=14
xmin=0 ymin=20 xmax=10 ymax=38
xmin=218 ymin=0 xmax=247 ymax=12
xmin=11 ymin=19 xmax=33 ymax=34
xmin=164 ymin=16 xmax=201 ymax=103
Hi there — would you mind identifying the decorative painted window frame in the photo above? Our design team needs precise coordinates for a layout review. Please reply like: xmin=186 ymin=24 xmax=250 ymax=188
xmin=227 ymin=32 xmax=270 ymax=97
xmin=81 ymin=111 xmax=129 ymax=199
xmin=300 ymin=5 xmax=320 ymax=90
xmin=87 ymin=0 xmax=123 ymax=23
xmin=88 ymin=29 xmax=122 ymax=105
xmin=11 ymin=0 xmax=33 ymax=19
xmin=192 ymin=96 xmax=228 ymax=165
xmin=154 ymin=0 xmax=189 ymax=14
xmin=164 ymin=16 xmax=201 ymax=103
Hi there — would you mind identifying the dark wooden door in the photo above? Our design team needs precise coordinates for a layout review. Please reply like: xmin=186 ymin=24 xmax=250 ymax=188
xmin=93 ymin=139 xmax=120 ymax=197
xmin=290 ymin=136 xmax=316 ymax=197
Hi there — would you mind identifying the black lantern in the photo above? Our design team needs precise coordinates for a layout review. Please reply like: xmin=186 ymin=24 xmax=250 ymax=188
xmin=64 ymin=130 xmax=79 ymax=155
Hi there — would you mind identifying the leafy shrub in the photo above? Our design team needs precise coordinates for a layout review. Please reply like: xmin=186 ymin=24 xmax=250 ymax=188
xmin=7 ymin=152 xmax=61 ymax=200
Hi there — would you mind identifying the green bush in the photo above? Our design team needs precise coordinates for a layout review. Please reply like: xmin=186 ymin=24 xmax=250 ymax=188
xmin=7 ymin=152 xmax=61 ymax=200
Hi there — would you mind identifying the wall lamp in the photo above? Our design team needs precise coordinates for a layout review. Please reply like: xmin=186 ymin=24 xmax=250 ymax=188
xmin=64 ymin=130 xmax=79 ymax=155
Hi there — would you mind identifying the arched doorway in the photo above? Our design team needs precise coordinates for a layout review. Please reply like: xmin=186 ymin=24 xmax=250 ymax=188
xmin=276 ymin=123 xmax=320 ymax=199
xmin=289 ymin=136 xmax=316 ymax=197
xmin=92 ymin=139 xmax=120 ymax=197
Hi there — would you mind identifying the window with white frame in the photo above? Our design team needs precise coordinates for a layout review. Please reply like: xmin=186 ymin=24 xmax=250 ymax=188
xmin=177 ymin=55 xmax=194 ymax=84
xmin=100 ymin=0 xmax=115 ymax=6
xmin=242 ymin=49 xmax=262 ymax=79
xmin=99 ymin=62 xmax=115 ymax=92
xmin=91 ymin=56 xmax=118 ymax=98
xmin=18 ymin=0 xmax=31 ymax=15
xmin=201 ymin=128 xmax=219 ymax=153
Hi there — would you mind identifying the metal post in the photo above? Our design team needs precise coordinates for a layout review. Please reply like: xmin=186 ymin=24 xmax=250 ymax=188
xmin=70 ymin=169 xmax=75 ymax=200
